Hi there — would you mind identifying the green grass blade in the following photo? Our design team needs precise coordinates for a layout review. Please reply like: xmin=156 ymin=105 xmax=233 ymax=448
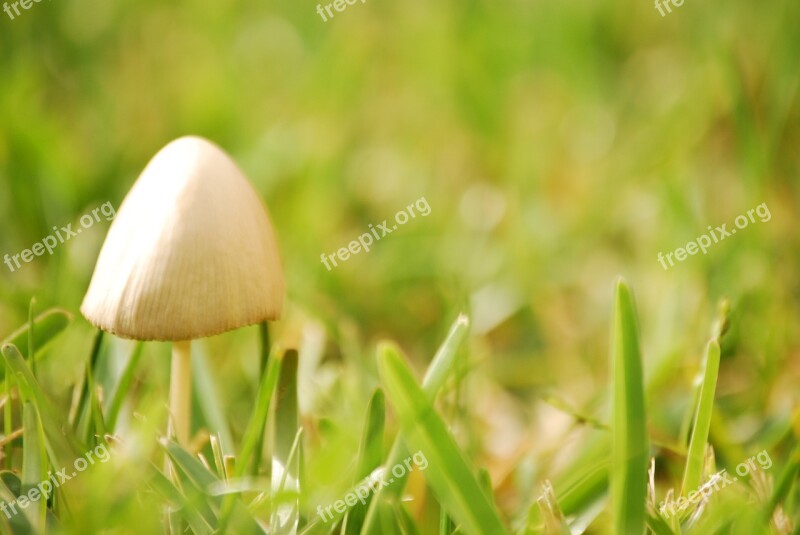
xmin=83 ymin=357 xmax=108 ymax=447
xmin=148 ymin=467 xmax=215 ymax=535
xmin=21 ymin=400 xmax=48 ymax=530
xmin=165 ymin=440 xmax=270 ymax=535
xmin=362 ymin=314 xmax=469 ymax=533
xmin=764 ymin=441 xmax=800 ymax=523
xmin=355 ymin=390 xmax=386 ymax=481
xmin=72 ymin=330 xmax=103 ymax=438
xmin=211 ymin=434 xmax=227 ymax=481
xmin=299 ymin=471 xmax=382 ymax=535
xmin=254 ymin=321 xmax=271 ymax=474
xmin=193 ymin=343 xmax=235 ymax=454
xmin=237 ymin=346 xmax=284 ymax=478
xmin=105 ymin=342 xmax=144 ymax=433
xmin=610 ymin=279 xmax=648 ymax=535
xmin=1 ymin=308 xmax=72 ymax=361
xmin=421 ymin=314 xmax=470 ymax=395
xmin=272 ymin=350 xmax=301 ymax=535
xmin=219 ymin=345 xmax=284 ymax=530
xmin=342 ymin=389 xmax=385 ymax=535
xmin=4 ymin=375 xmax=11 ymax=470
xmin=0 ymin=471 xmax=34 ymax=532
xmin=439 ymin=508 xmax=453 ymax=535
xmin=682 ymin=340 xmax=721 ymax=494
xmin=522 ymin=480 xmax=570 ymax=535
xmin=1 ymin=343 xmax=80 ymax=464
xmin=378 ymin=342 xmax=509 ymax=535
xmin=162 ymin=442 xmax=220 ymax=529
xmin=164 ymin=440 xmax=222 ymax=498
xmin=645 ymin=511 xmax=676 ymax=535
xmin=27 ymin=298 xmax=35 ymax=377
xmin=394 ymin=501 xmax=422 ymax=535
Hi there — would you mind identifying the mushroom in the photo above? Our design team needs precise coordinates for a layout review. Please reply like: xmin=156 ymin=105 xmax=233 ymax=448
xmin=80 ymin=136 xmax=285 ymax=445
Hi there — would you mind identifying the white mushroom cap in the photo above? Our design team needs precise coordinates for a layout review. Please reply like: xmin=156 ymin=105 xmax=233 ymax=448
xmin=81 ymin=136 xmax=285 ymax=341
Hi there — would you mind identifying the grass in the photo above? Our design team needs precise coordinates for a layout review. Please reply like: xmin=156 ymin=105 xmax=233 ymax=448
xmin=610 ymin=279 xmax=648 ymax=534
xmin=0 ymin=0 xmax=799 ymax=532
xmin=0 ymin=284 xmax=793 ymax=533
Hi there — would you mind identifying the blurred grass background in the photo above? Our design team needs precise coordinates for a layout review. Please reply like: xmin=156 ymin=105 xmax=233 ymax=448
xmin=0 ymin=0 xmax=799 ymax=532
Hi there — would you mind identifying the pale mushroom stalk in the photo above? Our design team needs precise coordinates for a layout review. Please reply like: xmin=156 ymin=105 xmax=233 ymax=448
xmin=81 ymin=136 xmax=285 ymax=447
xmin=169 ymin=340 xmax=192 ymax=445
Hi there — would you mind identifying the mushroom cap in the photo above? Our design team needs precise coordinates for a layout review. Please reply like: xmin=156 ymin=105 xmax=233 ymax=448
xmin=81 ymin=136 xmax=285 ymax=341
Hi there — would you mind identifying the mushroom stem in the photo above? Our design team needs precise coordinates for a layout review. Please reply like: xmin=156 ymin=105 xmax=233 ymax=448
xmin=169 ymin=340 xmax=192 ymax=445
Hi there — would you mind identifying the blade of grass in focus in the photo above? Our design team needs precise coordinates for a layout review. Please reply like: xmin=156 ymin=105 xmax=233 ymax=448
xmin=163 ymin=439 xmax=269 ymax=534
xmin=682 ymin=340 xmax=721 ymax=495
xmin=342 ymin=389 xmax=384 ymax=535
xmin=362 ymin=314 xmax=469 ymax=533
xmin=610 ymin=279 xmax=648 ymax=534
xmin=218 ymin=345 xmax=284 ymax=530
xmin=237 ymin=345 xmax=284 ymax=478
xmin=271 ymin=350 xmax=301 ymax=535
xmin=378 ymin=342 xmax=509 ymax=535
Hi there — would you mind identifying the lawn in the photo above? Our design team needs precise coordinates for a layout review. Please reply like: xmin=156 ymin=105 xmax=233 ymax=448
xmin=0 ymin=0 xmax=798 ymax=533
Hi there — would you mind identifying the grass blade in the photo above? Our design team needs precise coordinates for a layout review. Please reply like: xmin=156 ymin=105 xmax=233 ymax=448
xmin=378 ymin=342 xmax=509 ymax=535
xmin=1 ymin=308 xmax=72 ymax=362
xmin=610 ymin=279 xmax=648 ymax=534
xmin=271 ymin=350 xmax=301 ymax=535
xmin=218 ymin=345 xmax=284 ymax=530
xmin=238 ymin=346 xmax=284 ymax=478
xmin=362 ymin=314 xmax=469 ymax=533
xmin=421 ymin=314 xmax=471 ymax=395
xmin=27 ymin=298 xmax=35 ymax=377
xmin=21 ymin=400 xmax=48 ymax=530
xmin=1 ymin=344 xmax=80 ymax=465
xmin=193 ymin=344 xmax=235 ymax=454
xmin=72 ymin=330 xmax=103 ymax=439
xmin=105 ymin=342 xmax=144 ymax=433
xmin=342 ymin=389 xmax=385 ymax=535
xmin=764 ymin=441 xmax=800 ymax=523
xmin=148 ymin=466 xmax=215 ymax=535
xmin=163 ymin=440 xmax=222 ymax=501
xmin=682 ymin=340 xmax=721 ymax=494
